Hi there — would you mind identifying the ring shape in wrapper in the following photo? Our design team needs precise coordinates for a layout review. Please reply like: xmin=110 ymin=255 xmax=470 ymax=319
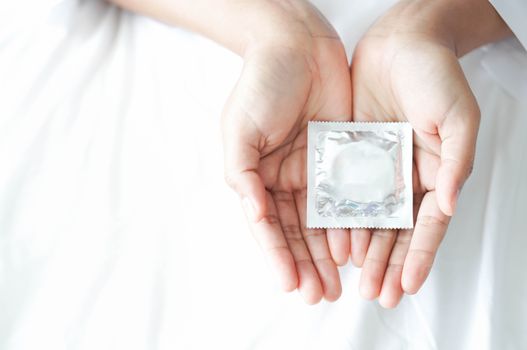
xmin=307 ymin=122 xmax=413 ymax=229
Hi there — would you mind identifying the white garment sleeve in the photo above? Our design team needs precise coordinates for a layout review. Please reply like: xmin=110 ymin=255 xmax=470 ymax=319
xmin=490 ymin=0 xmax=527 ymax=49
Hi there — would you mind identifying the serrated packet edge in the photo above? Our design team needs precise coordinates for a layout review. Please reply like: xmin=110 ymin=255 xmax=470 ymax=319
xmin=306 ymin=121 xmax=414 ymax=229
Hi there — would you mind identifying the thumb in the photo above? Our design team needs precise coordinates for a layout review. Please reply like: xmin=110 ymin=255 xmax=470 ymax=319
xmin=221 ymin=84 xmax=267 ymax=223
xmin=435 ymin=95 xmax=480 ymax=216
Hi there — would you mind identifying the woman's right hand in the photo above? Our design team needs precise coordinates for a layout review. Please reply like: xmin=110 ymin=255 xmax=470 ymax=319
xmin=221 ymin=1 xmax=352 ymax=304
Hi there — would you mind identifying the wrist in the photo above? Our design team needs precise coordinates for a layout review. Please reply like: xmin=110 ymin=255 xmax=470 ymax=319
xmin=371 ymin=0 xmax=512 ymax=57
xmin=429 ymin=0 xmax=512 ymax=56
xmin=241 ymin=0 xmax=338 ymax=59
xmin=110 ymin=0 xmax=327 ymax=56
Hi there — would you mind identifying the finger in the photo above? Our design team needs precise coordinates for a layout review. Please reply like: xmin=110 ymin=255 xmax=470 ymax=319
xmin=402 ymin=191 xmax=450 ymax=294
xmin=248 ymin=192 xmax=298 ymax=292
xmin=378 ymin=229 xmax=412 ymax=308
xmin=436 ymin=94 xmax=480 ymax=216
xmin=273 ymin=190 xmax=323 ymax=304
xmin=327 ymin=228 xmax=350 ymax=266
xmin=295 ymin=190 xmax=342 ymax=302
xmin=359 ymin=230 xmax=396 ymax=300
xmin=350 ymin=228 xmax=371 ymax=267
xmin=221 ymin=84 xmax=267 ymax=222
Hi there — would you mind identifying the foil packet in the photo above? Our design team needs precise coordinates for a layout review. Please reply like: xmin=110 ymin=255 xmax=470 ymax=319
xmin=307 ymin=122 xmax=413 ymax=229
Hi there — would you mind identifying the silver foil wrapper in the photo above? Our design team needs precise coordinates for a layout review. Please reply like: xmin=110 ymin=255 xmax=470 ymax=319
xmin=307 ymin=122 xmax=413 ymax=229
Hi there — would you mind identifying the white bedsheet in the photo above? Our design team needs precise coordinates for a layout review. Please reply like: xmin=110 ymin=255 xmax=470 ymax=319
xmin=0 ymin=1 xmax=526 ymax=349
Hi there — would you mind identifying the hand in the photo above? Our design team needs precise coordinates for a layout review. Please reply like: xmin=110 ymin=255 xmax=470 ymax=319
xmin=222 ymin=1 xmax=351 ymax=304
xmin=349 ymin=0 xmax=511 ymax=307
xmin=111 ymin=0 xmax=352 ymax=304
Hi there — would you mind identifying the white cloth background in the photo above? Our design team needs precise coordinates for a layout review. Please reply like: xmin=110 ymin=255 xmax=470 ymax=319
xmin=0 ymin=1 xmax=526 ymax=349
xmin=490 ymin=0 xmax=527 ymax=49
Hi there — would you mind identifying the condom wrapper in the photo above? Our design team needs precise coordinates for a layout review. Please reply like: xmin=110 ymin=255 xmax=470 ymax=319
xmin=307 ymin=122 xmax=413 ymax=229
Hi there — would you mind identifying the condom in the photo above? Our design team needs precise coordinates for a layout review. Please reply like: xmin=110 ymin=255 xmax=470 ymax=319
xmin=307 ymin=121 xmax=413 ymax=229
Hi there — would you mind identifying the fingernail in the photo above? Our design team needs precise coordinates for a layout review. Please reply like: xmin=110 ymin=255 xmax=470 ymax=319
xmin=242 ymin=197 xmax=256 ymax=222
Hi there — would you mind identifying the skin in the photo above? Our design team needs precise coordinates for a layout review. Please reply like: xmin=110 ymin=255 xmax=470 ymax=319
xmin=111 ymin=0 xmax=352 ymax=304
xmin=350 ymin=0 xmax=512 ymax=308
xmin=220 ymin=8 xmax=352 ymax=303
xmin=109 ymin=0 xmax=512 ymax=305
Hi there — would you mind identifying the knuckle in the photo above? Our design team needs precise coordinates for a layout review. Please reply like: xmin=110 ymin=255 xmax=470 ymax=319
xmin=393 ymin=236 xmax=411 ymax=247
xmin=262 ymin=245 xmax=289 ymax=256
xmin=407 ymin=248 xmax=435 ymax=266
xmin=294 ymin=188 xmax=307 ymax=200
xmin=303 ymin=229 xmax=325 ymax=239
xmin=259 ymin=214 xmax=280 ymax=226
xmin=416 ymin=215 xmax=448 ymax=230
xmin=372 ymin=230 xmax=396 ymax=240
xmin=282 ymin=224 xmax=303 ymax=240
xmin=363 ymin=256 xmax=386 ymax=267
xmin=395 ymin=230 xmax=413 ymax=244
xmin=386 ymin=262 xmax=404 ymax=272
xmin=313 ymin=256 xmax=333 ymax=265
xmin=272 ymin=190 xmax=294 ymax=204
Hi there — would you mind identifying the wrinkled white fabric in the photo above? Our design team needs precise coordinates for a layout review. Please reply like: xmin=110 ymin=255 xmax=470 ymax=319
xmin=490 ymin=0 xmax=527 ymax=49
xmin=0 ymin=1 xmax=526 ymax=349
xmin=484 ymin=0 xmax=527 ymax=109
